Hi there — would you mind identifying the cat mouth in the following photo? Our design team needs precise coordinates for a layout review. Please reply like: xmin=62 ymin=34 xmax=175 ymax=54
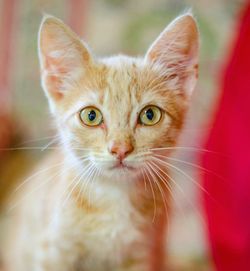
xmin=110 ymin=162 xmax=135 ymax=171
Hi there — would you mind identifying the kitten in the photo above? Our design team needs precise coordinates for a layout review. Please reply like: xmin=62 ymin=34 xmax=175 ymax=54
xmin=2 ymin=13 xmax=199 ymax=271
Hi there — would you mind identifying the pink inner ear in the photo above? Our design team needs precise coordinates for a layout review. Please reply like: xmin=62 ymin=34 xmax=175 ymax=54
xmin=145 ymin=15 xmax=199 ymax=97
xmin=146 ymin=15 xmax=198 ymax=67
xmin=45 ymin=75 xmax=63 ymax=100
xmin=43 ymin=56 xmax=68 ymax=100
xmin=45 ymin=54 xmax=70 ymax=75
xmin=39 ymin=17 xmax=92 ymax=103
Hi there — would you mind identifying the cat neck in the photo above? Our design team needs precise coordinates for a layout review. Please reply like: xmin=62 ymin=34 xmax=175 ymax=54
xmin=60 ymin=157 xmax=168 ymax=221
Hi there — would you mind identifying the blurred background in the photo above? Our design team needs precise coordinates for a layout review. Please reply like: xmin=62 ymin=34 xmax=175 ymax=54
xmin=0 ymin=0 xmax=246 ymax=270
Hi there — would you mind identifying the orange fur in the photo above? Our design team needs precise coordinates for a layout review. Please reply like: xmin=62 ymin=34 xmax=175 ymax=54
xmin=1 ymin=13 xmax=199 ymax=271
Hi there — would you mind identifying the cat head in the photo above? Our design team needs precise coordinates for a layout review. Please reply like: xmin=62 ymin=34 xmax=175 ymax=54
xmin=38 ymin=14 xmax=199 ymax=180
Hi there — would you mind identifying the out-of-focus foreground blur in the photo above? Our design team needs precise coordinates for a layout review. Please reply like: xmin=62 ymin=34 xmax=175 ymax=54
xmin=0 ymin=0 xmax=245 ymax=270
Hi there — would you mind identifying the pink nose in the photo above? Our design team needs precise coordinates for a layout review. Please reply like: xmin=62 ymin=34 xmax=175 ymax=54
xmin=108 ymin=142 xmax=134 ymax=161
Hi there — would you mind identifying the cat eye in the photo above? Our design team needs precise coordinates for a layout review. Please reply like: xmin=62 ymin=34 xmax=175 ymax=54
xmin=139 ymin=105 xmax=162 ymax=126
xmin=79 ymin=107 xmax=103 ymax=127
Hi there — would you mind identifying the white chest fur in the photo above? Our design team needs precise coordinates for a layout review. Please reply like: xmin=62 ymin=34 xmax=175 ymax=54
xmin=49 ymin=179 xmax=147 ymax=271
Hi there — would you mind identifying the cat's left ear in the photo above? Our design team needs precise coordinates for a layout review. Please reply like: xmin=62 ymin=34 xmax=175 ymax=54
xmin=145 ymin=14 xmax=199 ymax=97
xmin=38 ymin=15 xmax=93 ymax=110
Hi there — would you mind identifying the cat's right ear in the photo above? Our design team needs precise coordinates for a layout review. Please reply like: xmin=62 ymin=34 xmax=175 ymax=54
xmin=38 ymin=15 xmax=92 ymax=109
xmin=145 ymin=14 xmax=199 ymax=98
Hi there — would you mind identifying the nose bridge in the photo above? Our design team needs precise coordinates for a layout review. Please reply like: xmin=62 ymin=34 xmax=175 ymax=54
xmin=108 ymin=127 xmax=133 ymax=146
xmin=106 ymin=89 xmax=134 ymax=151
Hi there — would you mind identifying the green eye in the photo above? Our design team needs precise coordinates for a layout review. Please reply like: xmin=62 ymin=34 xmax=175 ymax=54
xmin=139 ymin=105 xmax=162 ymax=126
xmin=79 ymin=107 xmax=103 ymax=127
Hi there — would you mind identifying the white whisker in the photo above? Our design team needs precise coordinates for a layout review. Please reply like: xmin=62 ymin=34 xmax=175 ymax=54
xmin=150 ymin=159 xmax=202 ymax=222
xmin=13 ymin=155 xmax=89 ymax=195
xmin=140 ymin=168 xmax=147 ymax=192
xmin=146 ymin=161 xmax=170 ymax=235
xmin=152 ymin=156 xmax=212 ymax=198
xmin=61 ymin=165 xmax=92 ymax=208
xmin=146 ymin=162 xmax=169 ymax=212
xmin=8 ymin=163 xmax=74 ymax=212
xmin=150 ymin=157 xmax=207 ymax=226
xmin=148 ymin=160 xmax=175 ymax=202
xmin=15 ymin=135 xmax=59 ymax=146
xmin=73 ymin=163 xmax=97 ymax=207
xmin=150 ymin=146 xmax=227 ymax=156
xmin=154 ymin=154 xmax=225 ymax=182
xmin=41 ymin=137 xmax=60 ymax=151
xmin=142 ymin=166 xmax=157 ymax=222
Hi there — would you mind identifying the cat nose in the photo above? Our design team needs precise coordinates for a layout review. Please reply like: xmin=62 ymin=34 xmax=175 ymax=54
xmin=108 ymin=141 xmax=134 ymax=161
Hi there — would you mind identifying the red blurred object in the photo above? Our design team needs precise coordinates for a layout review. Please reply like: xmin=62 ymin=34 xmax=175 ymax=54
xmin=0 ymin=0 xmax=18 ymax=151
xmin=67 ymin=0 xmax=88 ymax=37
xmin=202 ymin=2 xmax=250 ymax=270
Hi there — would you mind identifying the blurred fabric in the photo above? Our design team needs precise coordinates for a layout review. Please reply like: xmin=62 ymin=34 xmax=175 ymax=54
xmin=0 ymin=0 xmax=18 ymax=151
xmin=202 ymin=1 xmax=250 ymax=270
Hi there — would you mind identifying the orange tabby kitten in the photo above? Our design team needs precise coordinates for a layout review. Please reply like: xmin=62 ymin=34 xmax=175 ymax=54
xmin=2 ymin=13 xmax=198 ymax=271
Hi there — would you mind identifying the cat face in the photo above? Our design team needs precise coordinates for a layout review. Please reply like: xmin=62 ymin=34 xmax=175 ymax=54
xmin=38 ymin=14 xmax=199 ymax=178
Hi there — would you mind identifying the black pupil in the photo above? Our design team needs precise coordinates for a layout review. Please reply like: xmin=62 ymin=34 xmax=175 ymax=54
xmin=146 ymin=108 xmax=154 ymax=120
xmin=88 ymin=110 xmax=96 ymax=121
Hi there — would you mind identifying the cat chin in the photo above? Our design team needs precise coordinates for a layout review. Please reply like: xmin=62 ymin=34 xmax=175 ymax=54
xmin=102 ymin=166 xmax=141 ymax=181
xmin=109 ymin=163 xmax=135 ymax=171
